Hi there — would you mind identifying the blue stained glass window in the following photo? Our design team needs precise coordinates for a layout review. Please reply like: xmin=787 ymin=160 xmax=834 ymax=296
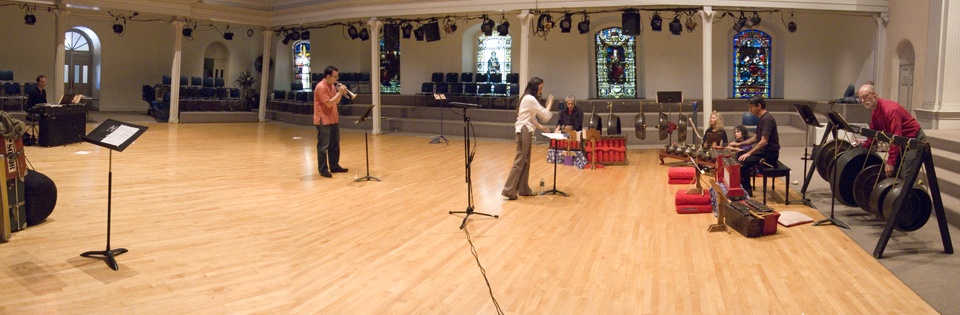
xmin=476 ymin=35 xmax=511 ymax=95
xmin=596 ymin=27 xmax=636 ymax=99
xmin=733 ymin=30 xmax=771 ymax=98
xmin=380 ymin=37 xmax=401 ymax=94
xmin=293 ymin=40 xmax=311 ymax=91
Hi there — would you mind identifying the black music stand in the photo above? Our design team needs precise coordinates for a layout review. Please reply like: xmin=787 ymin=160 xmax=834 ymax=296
xmin=355 ymin=105 xmax=380 ymax=182
xmin=430 ymin=94 xmax=449 ymax=145
xmin=541 ymin=132 xmax=570 ymax=197
xmin=448 ymin=102 xmax=498 ymax=229
xmin=813 ymin=112 xmax=850 ymax=229
xmin=79 ymin=119 xmax=148 ymax=270
xmin=793 ymin=104 xmax=822 ymax=207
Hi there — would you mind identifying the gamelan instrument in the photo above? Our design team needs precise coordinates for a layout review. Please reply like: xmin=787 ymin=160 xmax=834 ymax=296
xmin=634 ymin=103 xmax=647 ymax=140
xmin=716 ymin=153 xmax=745 ymax=197
xmin=606 ymin=102 xmax=621 ymax=135
xmin=587 ymin=105 xmax=602 ymax=131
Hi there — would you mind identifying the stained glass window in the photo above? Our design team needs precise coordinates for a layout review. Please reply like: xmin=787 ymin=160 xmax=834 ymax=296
xmin=595 ymin=27 xmax=636 ymax=99
xmin=379 ymin=37 xmax=401 ymax=94
xmin=733 ymin=30 xmax=771 ymax=98
xmin=476 ymin=35 xmax=511 ymax=94
xmin=293 ymin=40 xmax=311 ymax=91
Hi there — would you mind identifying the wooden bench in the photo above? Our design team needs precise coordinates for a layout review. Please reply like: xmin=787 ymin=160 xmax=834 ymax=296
xmin=753 ymin=159 xmax=791 ymax=205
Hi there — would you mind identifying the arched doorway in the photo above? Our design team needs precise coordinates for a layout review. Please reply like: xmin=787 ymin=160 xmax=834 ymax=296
xmin=204 ymin=42 xmax=229 ymax=79
xmin=65 ymin=29 xmax=93 ymax=96
xmin=895 ymin=40 xmax=915 ymax=111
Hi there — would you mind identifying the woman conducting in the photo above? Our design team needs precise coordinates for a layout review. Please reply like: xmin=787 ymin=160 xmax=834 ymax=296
xmin=502 ymin=77 xmax=554 ymax=200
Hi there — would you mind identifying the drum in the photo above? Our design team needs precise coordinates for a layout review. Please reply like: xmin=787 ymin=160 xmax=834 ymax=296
xmin=882 ymin=184 xmax=932 ymax=231
xmin=816 ymin=139 xmax=853 ymax=181
xmin=831 ymin=148 xmax=883 ymax=207
xmin=853 ymin=164 xmax=887 ymax=214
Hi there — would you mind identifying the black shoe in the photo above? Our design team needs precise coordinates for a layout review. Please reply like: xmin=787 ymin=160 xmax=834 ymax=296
xmin=320 ymin=171 xmax=332 ymax=178
xmin=330 ymin=167 xmax=349 ymax=173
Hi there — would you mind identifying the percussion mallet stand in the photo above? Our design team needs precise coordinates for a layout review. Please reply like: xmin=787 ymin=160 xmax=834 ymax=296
xmin=448 ymin=102 xmax=498 ymax=229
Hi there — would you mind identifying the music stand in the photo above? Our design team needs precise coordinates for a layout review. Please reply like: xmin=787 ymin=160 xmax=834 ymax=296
xmin=793 ymin=104 xmax=822 ymax=207
xmin=79 ymin=119 xmax=148 ymax=270
xmin=541 ymin=132 xmax=570 ymax=197
xmin=430 ymin=94 xmax=449 ymax=145
xmin=355 ymin=105 xmax=380 ymax=182
xmin=448 ymin=102 xmax=498 ymax=229
xmin=813 ymin=112 xmax=850 ymax=229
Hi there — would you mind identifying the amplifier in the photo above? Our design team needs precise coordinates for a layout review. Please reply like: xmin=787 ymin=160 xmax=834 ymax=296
xmin=38 ymin=107 xmax=86 ymax=147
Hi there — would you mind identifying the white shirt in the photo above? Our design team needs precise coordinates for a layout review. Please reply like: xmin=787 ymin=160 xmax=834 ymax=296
xmin=515 ymin=94 xmax=553 ymax=133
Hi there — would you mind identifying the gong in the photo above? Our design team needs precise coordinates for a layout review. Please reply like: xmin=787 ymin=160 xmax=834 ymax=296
xmin=658 ymin=113 xmax=669 ymax=140
xmin=588 ymin=114 xmax=602 ymax=131
xmin=853 ymin=164 xmax=887 ymax=214
xmin=882 ymin=185 xmax=932 ymax=232
xmin=869 ymin=178 xmax=900 ymax=220
xmin=608 ymin=114 xmax=622 ymax=135
xmin=635 ymin=113 xmax=646 ymax=140
xmin=816 ymin=139 xmax=853 ymax=181
xmin=831 ymin=148 xmax=883 ymax=207
xmin=677 ymin=114 xmax=688 ymax=142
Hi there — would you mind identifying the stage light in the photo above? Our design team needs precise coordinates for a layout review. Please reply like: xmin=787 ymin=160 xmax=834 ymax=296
xmin=578 ymin=14 xmax=590 ymax=34
xmin=288 ymin=30 xmax=300 ymax=41
xmin=786 ymin=13 xmax=797 ymax=33
xmin=497 ymin=20 xmax=510 ymax=36
xmin=113 ymin=19 xmax=124 ymax=34
xmin=748 ymin=12 xmax=762 ymax=27
xmin=537 ymin=14 xmax=553 ymax=32
xmin=223 ymin=26 xmax=234 ymax=40
xmin=300 ymin=29 xmax=309 ymax=40
xmin=401 ymin=23 xmax=413 ymax=39
xmin=481 ymin=16 xmax=495 ymax=36
xmin=24 ymin=8 xmax=36 ymax=25
xmin=685 ymin=17 xmax=697 ymax=32
xmin=414 ymin=26 xmax=424 ymax=41
xmin=358 ymin=27 xmax=369 ymax=40
xmin=559 ymin=13 xmax=572 ymax=33
xmin=182 ymin=26 xmax=193 ymax=38
xmin=650 ymin=12 xmax=662 ymax=31
xmin=732 ymin=13 xmax=746 ymax=32
xmin=669 ymin=16 xmax=682 ymax=35
xmin=443 ymin=19 xmax=457 ymax=34
xmin=348 ymin=25 xmax=359 ymax=39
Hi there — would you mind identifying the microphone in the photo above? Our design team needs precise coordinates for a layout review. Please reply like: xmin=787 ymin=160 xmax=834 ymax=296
xmin=449 ymin=102 xmax=481 ymax=108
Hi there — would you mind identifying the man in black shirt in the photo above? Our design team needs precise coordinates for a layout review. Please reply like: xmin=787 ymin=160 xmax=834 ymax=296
xmin=729 ymin=96 xmax=780 ymax=197
xmin=555 ymin=95 xmax=583 ymax=132
xmin=25 ymin=75 xmax=47 ymax=110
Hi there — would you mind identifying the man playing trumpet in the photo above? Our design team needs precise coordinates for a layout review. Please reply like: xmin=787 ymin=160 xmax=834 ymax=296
xmin=313 ymin=65 xmax=350 ymax=178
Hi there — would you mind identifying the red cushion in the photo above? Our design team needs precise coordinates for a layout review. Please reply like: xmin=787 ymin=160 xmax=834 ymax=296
xmin=668 ymin=167 xmax=696 ymax=180
xmin=669 ymin=179 xmax=696 ymax=185
xmin=675 ymin=190 xmax=712 ymax=205
xmin=676 ymin=205 xmax=712 ymax=214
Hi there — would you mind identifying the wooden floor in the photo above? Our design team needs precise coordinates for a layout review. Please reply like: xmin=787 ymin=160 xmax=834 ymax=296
xmin=0 ymin=122 xmax=937 ymax=314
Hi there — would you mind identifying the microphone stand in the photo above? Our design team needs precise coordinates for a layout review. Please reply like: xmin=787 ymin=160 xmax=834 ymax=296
xmin=449 ymin=104 xmax=498 ymax=229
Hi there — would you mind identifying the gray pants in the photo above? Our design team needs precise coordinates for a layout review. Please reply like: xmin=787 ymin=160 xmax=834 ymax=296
xmin=503 ymin=126 xmax=535 ymax=196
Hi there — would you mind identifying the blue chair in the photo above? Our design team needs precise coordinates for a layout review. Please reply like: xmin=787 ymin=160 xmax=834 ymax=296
xmin=742 ymin=113 xmax=759 ymax=133
xmin=445 ymin=73 xmax=459 ymax=83
xmin=216 ymin=87 xmax=229 ymax=99
xmin=461 ymin=72 xmax=474 ymax=83
xmin=417 ymin=82 xmax=434 ymax=106
xmin=291 ymin=82 xmax=303 ymax=91
xmin=449 ymin=83 xmax=463 ymax=96
xmin=229 ymin=88 xmax=240 ymax=99
xmin=214 ymin=77 xmax=225 ymax=87
xmin=4 ymin=83 xmax=22 ymax=109
xmin=191 ymin=76 xmax=202 ymax=86
xmin=162 ymin=75 xmax=172 ymax=85
xmin=180 ymin=76 xmax=188 ymax=86
xmin=202 ymin=77 xmax=214 ymax=87
xmin=0 ymin=69 xmax=13 ymax=82
xmin=431 ymin=72 xmax=444 ymax=83
xmin=475 ymin=73 xmax=489 ymax=83
xmin=435 ymin=83 xmax=449 ymax=95
xmin=506 ymin=73 xmax=520 ymax=84
xmin=488 ymin=73 xmax=503 ymax=83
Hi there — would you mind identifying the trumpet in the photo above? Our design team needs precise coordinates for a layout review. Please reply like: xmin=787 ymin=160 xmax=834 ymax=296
xmin=337 ymin=83 xmax=356 ymax=99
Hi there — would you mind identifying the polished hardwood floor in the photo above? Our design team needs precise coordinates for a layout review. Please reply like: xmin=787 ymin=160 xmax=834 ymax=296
xmin=0 ymin=122 xmax=937 ymax=314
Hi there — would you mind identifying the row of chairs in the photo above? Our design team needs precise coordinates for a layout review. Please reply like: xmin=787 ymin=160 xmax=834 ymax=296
xmin=419 ymin=82 xmax=520 ymax=109
xmin=266 ymin=90 xmax=316 ymax=115
xmin=162 ymin=75 xmax=226 ymax=88
xmin=431 ymin=72 xmax=520 ymax=84
xmin=300 ymin=72 xmax=371 ymax=93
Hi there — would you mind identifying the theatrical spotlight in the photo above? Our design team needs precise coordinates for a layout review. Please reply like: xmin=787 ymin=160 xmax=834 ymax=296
xmin=113 ymin=19 xmax=124 ymax=35
xmin=747 ymin=12 xmax=762 ymax=27
xmin=578 ymin=13 xmax=590 ymax=34
xmin=481 ymin=16 xmax=495 ymax=36
xmin=559 ymin=13 xmax=573 ymax=33
xmin=650 ymin=12 xmax=662 ymax=31
xmin=288 ymin=30 xmax=300 ymax=41
xmin=732 ymin=13 xmax=746 ymax=32
xmin=443 ymin=19 xmax=457 ymax=34
xmin=669 ymin=16 xmax=682 ymax=35
xmin=348 ymin=25 xmax=359 ymax=39
xmin=414 ymin=26 xmax=425 ymax=41
xmin=685 ymin=17 xmax=697 ymax=32
xmin=223 ymin=26 xmax=234 ymax=40
xmin=402 ymin=23 xmax=413 ymax=39
xmin=182 ymin=25 xmax=194 ymax=38
xmin=358 ymin=27 xmax=369 ymax=40
xmin=537 ymin=13 xmax=553 ymax=32
xmin=497 ymin=19 xmax=510 ymax=36
xmin=785 ymin=13 xmax=797 ymax=33
xmin=300 ymin=29 xmax=310 ymax=40
xmin=24 ymin=8 xmax=36 ymax=25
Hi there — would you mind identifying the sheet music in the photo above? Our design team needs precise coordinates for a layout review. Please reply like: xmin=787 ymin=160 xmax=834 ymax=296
xmin=101 ymin=125 xmax=139 ymax=147
xmin=541 ymin=132 xmax=569 ymax=140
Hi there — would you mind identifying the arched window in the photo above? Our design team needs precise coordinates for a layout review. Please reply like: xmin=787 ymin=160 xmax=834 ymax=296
xmin=65 ymin=30 xmax=93 ymax=95
xmin=733 ymin=30 xmax=771 ymax=98
xmin=476 ymin=34 xmax=511 ymax=91
xmin=292 ymin=40 xmax=310 ymax=91
xmin=380 ymin=37 xmax=400 ymax=94
xmin=595 ymin=27 xmax=636 ymax=99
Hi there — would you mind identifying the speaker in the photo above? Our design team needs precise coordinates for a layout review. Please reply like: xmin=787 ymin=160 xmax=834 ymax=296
xmin=622 ymin=11 xmax=640 ymax=36
xmin=39 ymin=111 xmax=86 ymax=147
xmin=384 ymin=24 xmax=400 ymax=50
xmin=423 ymin=21 xmax=441 ymax=42
xmin=24 ymin=170 xmax=56 ymax=226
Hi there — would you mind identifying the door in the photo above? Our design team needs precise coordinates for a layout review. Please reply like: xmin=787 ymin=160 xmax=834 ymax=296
xmin=898 ymin=64 xmax=914 ymax=111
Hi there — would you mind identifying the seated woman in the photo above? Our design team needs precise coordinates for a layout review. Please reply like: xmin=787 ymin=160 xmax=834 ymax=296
xmin=726 ymin=125 xmax=754 ymax=154
xmin=702 ymin=110 xmax=728 ymax=148
xmin=555 ymin=95 xmax=583 ymax=133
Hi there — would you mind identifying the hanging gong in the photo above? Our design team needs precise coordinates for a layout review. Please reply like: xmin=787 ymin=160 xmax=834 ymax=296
xmin=588 ymin=114 xmax=602 ymax=131
xmin=658 ymin=113 xmax=669 ymax=140
xmin=831 ymin=147 xmax=884 ymax=207
xmin=853 ymin=164 xmax=887 ymax=214
xmin=677 ymin=114 xmax=688 ymax=142
xmin=607 ymin=114 xmax=622 ymax=135
xmin=635 ymin=113 xmax=647 ymax=140
xmin=869 ymin=177 xmax=900 ymax=220
xmin=882 ymin=185 xmax=932 ymax=232
xmin=816 ymin=139 xmax=853 ymax=181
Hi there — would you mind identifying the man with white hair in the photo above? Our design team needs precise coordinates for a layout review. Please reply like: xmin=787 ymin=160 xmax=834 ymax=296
xmin=856 ymin=83 xmax=925 ymax=177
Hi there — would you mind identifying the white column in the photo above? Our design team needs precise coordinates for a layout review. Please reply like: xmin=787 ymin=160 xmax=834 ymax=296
xmin=874 ymin=14 xmax=887 ymax=94
xmin=169 ymin=20 xmax=183 ymax=124
xmin=53 ymin=9 xmax=68 ymax=102
xmin=699 ymin=7 xmax=716 ymax=124
xmin=259 ymin=30 xmax=273 ymax=122
xmin=517 ymin=10 xmax=533 ymax=88
xmin=918 ymin=0 xmax=960 ymax=129
xmin=368 ymin=18 xmax=382 ymax=134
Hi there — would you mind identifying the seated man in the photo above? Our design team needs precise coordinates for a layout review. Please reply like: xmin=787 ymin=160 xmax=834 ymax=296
xmin=26 ymin=75 xmax=48 ymax=110
xmin=856 ymin=83 xmax=924 ymax=177
xmin=555 ymin=95 xmax=583 ymax=133
xmin=729 ymin=96 xmax=780 ymax=197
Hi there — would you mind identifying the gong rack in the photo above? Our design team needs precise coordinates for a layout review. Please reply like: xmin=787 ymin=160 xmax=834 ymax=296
xmin=801 ymin=111 xmax=953 ymax=258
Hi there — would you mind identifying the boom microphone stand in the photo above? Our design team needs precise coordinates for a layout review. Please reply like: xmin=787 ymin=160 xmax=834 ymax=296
xmin=449 ymin=102 xmax=498 ymax=229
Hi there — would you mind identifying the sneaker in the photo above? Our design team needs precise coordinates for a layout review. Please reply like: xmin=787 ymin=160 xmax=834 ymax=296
xmin=330 ymin=167 xmax=349 ymax=173
xmin=320 ymin=171 xmax=332 ymax=178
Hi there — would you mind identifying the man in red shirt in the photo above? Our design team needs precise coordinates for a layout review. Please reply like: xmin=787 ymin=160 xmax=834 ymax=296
xmin=314 ymin=66 xmax=349 ymax=178
xmin=857 ymin=84 xmax=925 ymax=177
